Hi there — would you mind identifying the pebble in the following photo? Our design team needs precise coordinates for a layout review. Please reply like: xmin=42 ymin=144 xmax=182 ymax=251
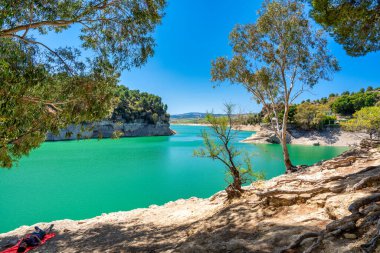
xmin=343 ymin=233 xmax=357 ymax=239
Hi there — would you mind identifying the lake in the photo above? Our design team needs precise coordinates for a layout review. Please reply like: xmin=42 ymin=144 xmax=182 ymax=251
xmin=0 ymin=125 xmax=348 ymax=233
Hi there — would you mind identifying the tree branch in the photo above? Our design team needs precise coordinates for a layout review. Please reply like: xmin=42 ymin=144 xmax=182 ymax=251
xmin=0 ymin=0 xmax=118 ymax=36
xmin=10 ymin=34 xmax=75 ymax=74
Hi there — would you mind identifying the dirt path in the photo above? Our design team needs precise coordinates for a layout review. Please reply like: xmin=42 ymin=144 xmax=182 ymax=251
xmin=1 ymin=143 xmax=379 ymax=252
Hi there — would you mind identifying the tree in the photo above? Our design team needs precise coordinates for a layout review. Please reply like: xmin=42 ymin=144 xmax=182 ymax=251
xmin=294 ymin=103 xmax=334 ymax=130
xmin=0 ymin=0 xmax=166 ymax=167
xmin=309 ymin=0 xmax=380 ymax=56
xmin=211 ymin=0 xmax=339 ymax=173
xmin=320 ymin=97 xmax=328 ymax=104
xmin=342 ymin=106 xmax=380 ymax=139
xmin=194 ymin=104 xmax=262 ymax=199
xmin=236 ymin=113 xmax=263 ymax=125
xmin=331 ymin=91 xmax=379 ymax=115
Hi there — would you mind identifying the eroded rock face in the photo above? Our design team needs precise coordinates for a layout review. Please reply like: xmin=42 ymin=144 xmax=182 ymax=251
xmin=46 ymin=121 xmax=174 ymax=141
xmin=266 ymin=132 xmax=291 ymax=144
xmin=324 ymin=192 xmax=370 ymax=220
xmin=242 ymin=129 xmax=292 ymax=144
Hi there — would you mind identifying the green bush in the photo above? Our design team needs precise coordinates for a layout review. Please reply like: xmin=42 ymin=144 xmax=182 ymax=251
xmin=342 ymin=106 xmax=380 ymax=139
xmin=331 ymin=92 xmax=379 ymax=115
xmin=294 ymin=103 xmax=332 ymax=130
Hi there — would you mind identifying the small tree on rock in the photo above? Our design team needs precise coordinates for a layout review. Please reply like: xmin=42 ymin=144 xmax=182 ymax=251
xmin=194 ymin=104 xmax=262 ymax=199
xmin=211 ymin=0 xmax=339 ymax=173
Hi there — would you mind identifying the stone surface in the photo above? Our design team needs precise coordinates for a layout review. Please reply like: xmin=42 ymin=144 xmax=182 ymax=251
xmin=46 ymin=121 xmax=173 ymax=141
xmin=343 ymin=233 xmax=357 ymax=239
xmin=324 ymin=192 xmax=370 ymax=220
xmin=242 ymin=129 xmax=291 ymax=144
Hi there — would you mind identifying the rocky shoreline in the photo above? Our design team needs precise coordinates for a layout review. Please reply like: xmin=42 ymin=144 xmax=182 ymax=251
xmin=46 ymin=121 xmax=174 ymax=141
xmin=171 ymin=123 xmax=366 ymax=146
xmin=241 ymin=126 xmax=367 ymax=146
xmin=1 ymin=141 xmax=379 ymax=252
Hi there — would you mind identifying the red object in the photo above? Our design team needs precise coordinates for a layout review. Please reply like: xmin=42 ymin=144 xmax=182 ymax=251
xmin=0 ymin=233 xmax=56 ymax=253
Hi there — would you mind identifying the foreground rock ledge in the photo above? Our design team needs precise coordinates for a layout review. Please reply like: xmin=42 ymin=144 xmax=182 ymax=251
xmin=1 ymin=144 xmax=379 ymax=252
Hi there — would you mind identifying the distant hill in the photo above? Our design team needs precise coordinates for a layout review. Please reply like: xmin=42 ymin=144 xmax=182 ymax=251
xmin=170 ymin=112 xmax=226 ymax=119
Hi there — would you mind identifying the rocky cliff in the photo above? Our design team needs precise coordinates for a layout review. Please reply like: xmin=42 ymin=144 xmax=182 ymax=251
xmin=46 ymin=121 xmax=174 ymax=141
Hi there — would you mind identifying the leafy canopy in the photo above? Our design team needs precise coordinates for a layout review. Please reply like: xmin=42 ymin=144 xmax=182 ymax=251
xmin=331 ymin=91 xmax=379 ymax=115
xmin=0 ymin=0 xmax=166 ymax=168
xmin=309 ymin=0 xmax=380 ymax=56
xmin=112 ymin=86 xmax=169 ymax=124
xmin=0 ymin=0 xmax=166 ymax=70
xmin=294 ymin=103 xmax=335 ymax=130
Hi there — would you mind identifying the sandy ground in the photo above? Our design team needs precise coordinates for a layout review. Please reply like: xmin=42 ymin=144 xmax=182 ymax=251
xmin=1 ymin=144 xmax=379 ymax=252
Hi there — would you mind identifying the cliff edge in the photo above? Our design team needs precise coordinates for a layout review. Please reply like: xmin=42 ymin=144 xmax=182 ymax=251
xmin=46 ymin=121 xmax=174 ymax=141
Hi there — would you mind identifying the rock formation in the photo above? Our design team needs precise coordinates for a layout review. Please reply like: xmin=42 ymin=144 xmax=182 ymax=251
xmin=46 ymin=121 xmax=174 ymax=141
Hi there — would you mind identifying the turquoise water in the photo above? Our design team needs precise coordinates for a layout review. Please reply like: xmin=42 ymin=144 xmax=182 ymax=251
xmin=0 ymin=125 xmax=348 ymax=233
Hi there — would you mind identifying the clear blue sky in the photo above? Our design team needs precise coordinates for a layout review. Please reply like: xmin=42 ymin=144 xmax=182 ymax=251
xmin=38 ymin=0 xmax=380 ymax=114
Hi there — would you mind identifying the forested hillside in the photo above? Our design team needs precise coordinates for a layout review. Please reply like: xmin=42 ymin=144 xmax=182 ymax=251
xmin=238 ymin=87 xmax=380 ymax=130
xmin=111 ymin=86 xmax=170 ymax=124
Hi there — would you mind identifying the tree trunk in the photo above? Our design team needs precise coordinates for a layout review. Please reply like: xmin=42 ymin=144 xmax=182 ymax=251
xmin=231 ymin=166 xmax=242 ymax=191
xmin=282 ymin=141 xmax=294 ymax=173
xmin=281 ymin=104 xmax=294 ymax=173
xmin=226 ymin=166 xmax=243 ymax=199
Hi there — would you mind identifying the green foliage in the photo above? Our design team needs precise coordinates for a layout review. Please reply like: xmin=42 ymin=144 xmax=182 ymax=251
xmin=111 ymin=130 xmax=124 ymax=139
xmin=112 ymin=86 xmax=169 ymax=124
xmin=342 ymin=106 xmax=380 ymax=139
xmin=194 ymin=104 xmax=263 ymax=198
xmin=0 ymin=41 xmax=118 ymax=167
xmin=0 ymin=1 xmax=166 ymax=168
xmin=0 ymin=0 xmax=166 ymax=70
xmin=309 ymin=0 xmax=380 ymax=56
xmin=236 ymin=113 xmax=263 ymax=125
xmin=278 ymin=105 xmax=297 ymax=124
xmin=320 ymin=97 xmax=328 ymax=104
xmin=331 ymin=92 xmax=379 ymax=115
xmin=294 ymin=103 xmax=335 ymax=130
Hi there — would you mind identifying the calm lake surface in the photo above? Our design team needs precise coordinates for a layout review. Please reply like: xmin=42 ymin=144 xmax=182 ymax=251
xmin=0 ymin=125 xmax=348 ymax=233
